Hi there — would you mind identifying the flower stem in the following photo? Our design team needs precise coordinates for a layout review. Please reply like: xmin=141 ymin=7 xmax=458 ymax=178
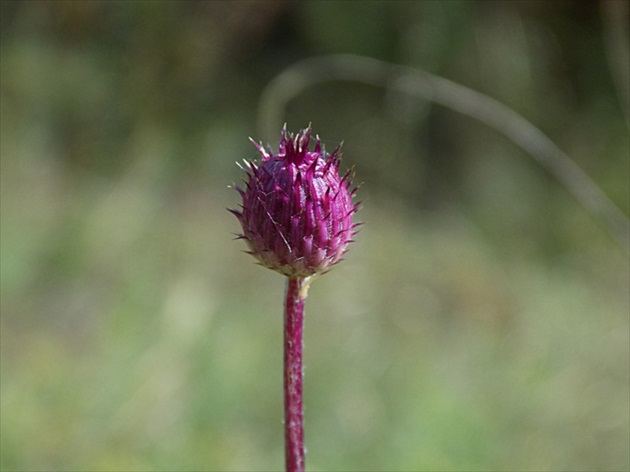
xmin=284 ymin=277 xmax=306 ymax=472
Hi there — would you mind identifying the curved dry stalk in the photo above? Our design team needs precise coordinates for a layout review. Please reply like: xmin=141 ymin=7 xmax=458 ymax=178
xmin=258 ymin=54 xmax=629 ymax=254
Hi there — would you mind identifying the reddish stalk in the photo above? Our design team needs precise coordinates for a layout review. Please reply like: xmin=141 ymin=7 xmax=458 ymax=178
xmin=284 ymin=277 xmax=306 ymax=472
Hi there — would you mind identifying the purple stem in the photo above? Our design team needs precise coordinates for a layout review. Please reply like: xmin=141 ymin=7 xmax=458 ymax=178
xmin=284 ymin=277 xmax=306 ymax=472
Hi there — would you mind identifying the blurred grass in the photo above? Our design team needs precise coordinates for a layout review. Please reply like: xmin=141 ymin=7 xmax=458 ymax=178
xmin=1 ymin=1 xmax=629 ymax=471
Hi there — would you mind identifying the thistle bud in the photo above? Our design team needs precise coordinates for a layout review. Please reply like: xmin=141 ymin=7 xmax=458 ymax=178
xmin=231 ymin=126 xmax=359 ymax=278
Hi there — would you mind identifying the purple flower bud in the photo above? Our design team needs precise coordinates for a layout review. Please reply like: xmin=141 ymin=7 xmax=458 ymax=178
xmin=231 ymin=126 xmax=359 ymax=278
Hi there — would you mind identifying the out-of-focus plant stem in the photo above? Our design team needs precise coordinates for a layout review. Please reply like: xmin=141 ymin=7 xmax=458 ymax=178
xmin=284 ymin=277 xmax=306 ymax=472
xmin=258 ymin=54 xmax=630 ymax=254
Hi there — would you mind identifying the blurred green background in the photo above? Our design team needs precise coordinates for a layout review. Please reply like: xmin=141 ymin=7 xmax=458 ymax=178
xmin=1 ymin=1 xmax=628 ymax=471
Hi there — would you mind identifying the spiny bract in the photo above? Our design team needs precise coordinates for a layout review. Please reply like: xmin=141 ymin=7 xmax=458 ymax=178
xmin=231 ymin=126 xmax=359 ymax=278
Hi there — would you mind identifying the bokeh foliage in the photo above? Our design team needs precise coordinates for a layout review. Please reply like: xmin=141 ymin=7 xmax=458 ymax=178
xmin=1 ymin=1 xmax=628 ymax=471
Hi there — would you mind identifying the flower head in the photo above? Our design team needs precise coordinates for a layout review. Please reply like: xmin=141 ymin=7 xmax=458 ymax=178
xmin=231 ymin=126 xmax=359 ymax=278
